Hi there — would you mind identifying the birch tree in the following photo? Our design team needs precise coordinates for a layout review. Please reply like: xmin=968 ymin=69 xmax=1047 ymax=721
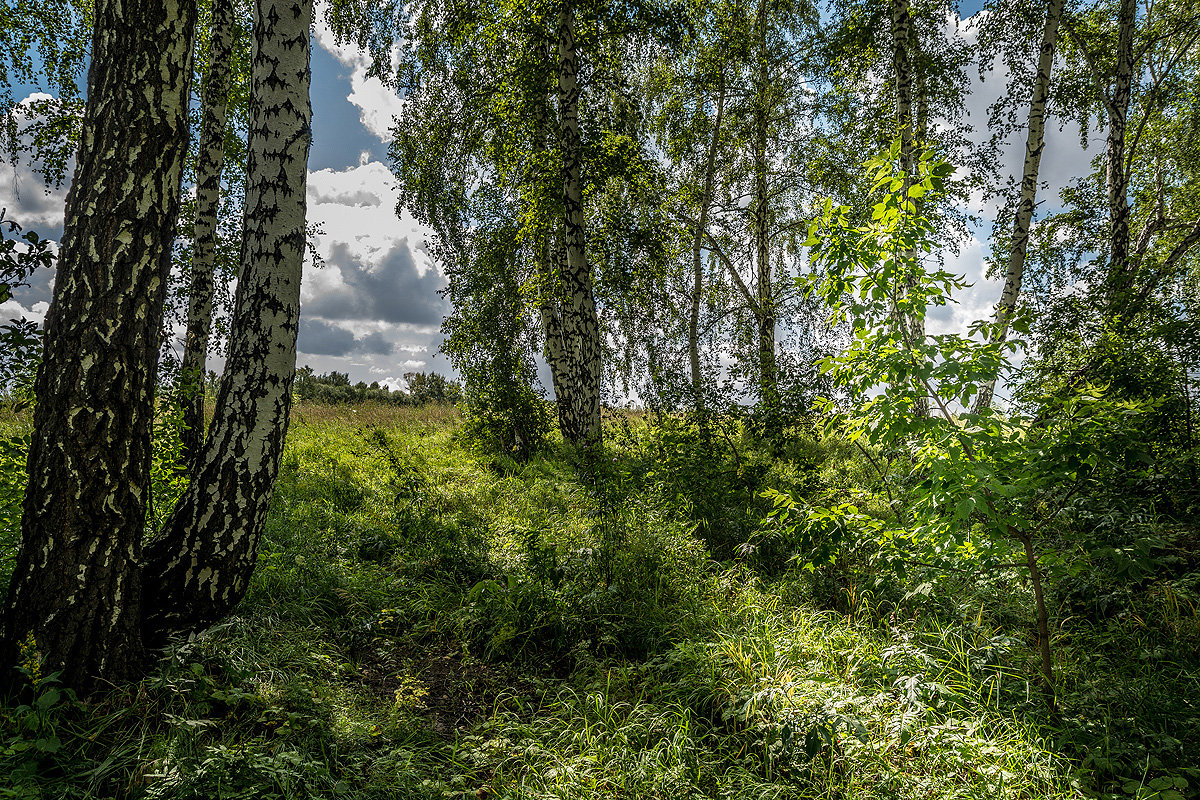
xmin=552 ymin=0 xmax=603 ymax=444
xmin=141 ymin=0 xmax=312 ymax=642
xmin=178 ymin=0 xmax=237 ymax=464
xmin=1 ymin=0 xmax=199 ymax=687
xmin=662 ymin=0 xmax=817 ymax=431
xmin=972 ymin=0 xmax=1068 ymax=413
xmin=2 ymin=0 xmax=313 ymax=690
xmin=1057 ymin=0 xmax=1200 ymax=320
xmin=391 ymin=0 xmax=675 ymax=448
xmin=1018 ymin=0 xmax=1200 ymax=398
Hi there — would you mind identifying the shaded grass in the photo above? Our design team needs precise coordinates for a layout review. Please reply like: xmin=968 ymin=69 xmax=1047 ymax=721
xmin=0 ymin=403 xmax=1197 ymax=798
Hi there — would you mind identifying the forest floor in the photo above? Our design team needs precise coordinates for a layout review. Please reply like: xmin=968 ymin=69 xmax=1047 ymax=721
xmin=1 ymin=402 xmax=1199 ymax=799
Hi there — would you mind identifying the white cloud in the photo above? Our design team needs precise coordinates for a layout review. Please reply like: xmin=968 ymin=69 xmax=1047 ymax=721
xmin=927 ymin=232 xmax=1001 ymax=336
xmin=300 ymin=156 xmax=450 ymax=381
xmin=312 ymin=17 xmax=406 ymax=141
xmin=306 ymin=160 xmax=432 ymax=270
xmin=0 ymin=93 xmax=73 ymax=231
xmin=0 ymin=299 xmax=49 ymax=325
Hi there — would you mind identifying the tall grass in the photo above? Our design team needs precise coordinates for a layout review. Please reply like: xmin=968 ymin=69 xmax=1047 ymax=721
xmin=1 ymin=403 xmax=1196 ymax=798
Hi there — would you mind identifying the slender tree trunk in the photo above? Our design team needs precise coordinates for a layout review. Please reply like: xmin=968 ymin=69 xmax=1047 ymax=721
xmin=179 ymin=0 xmax=235 ymax=465
xmin=556 ymin=0 xmax=601 ymax=446
xmin=1 ymin=0 xmax=196 ymax=689
xmin=891 ymin=0 xmax=915 ymax=185
xmin=1104 ymin=0 xmax=1136 ymax=308
xmin=890 ymin=0 xmax=928 ymax=417
xmin=541 ymin=231 xmax=572 ymax=416
xmin=1017 ymin=530 xmax=1056 ymax=708
xmin=531 ymin=83 xmax=575 ymax=440
xmin=689 ymin=74 xmax=726 ymax=415
xmin=974 ymin=0 xmax=1065 ymax=413
xmin=752 ymin=0 xmax=779 ymax=435
xmin=908 ymin=16 xmax=929 ymax=415
xmin=141 ymin=0 xmax=312 ymax=645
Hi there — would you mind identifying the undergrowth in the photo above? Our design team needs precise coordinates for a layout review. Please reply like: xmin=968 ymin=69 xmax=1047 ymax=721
xmin=0 ymin=401 xmax=1197 ymax=799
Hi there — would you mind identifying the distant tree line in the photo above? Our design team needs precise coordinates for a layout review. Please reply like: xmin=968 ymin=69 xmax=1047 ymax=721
xmin=292 ymin=367 xmax=462 ymax=406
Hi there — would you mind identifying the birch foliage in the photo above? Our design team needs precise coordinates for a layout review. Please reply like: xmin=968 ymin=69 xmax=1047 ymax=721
xmin=794 ymin=146 xmax=1157 ymax=702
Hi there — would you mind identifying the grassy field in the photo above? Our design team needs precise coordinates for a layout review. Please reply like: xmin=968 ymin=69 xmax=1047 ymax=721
xmin=1 ymin=402 xmax=1197 ymax=799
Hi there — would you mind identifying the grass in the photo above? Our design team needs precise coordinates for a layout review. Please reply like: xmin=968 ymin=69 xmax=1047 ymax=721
xmin=1 ymin=401 xmax=1198 ymax=799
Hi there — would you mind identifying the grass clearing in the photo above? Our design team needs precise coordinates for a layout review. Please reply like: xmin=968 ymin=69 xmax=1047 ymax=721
xmin=1 ymin=402 xmax=1197 ymax=798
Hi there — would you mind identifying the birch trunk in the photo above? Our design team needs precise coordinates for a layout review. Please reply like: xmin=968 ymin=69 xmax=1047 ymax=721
xmin=542 ymin=231 xmax=572 ymax=417
xmin=974 ymin=0 xmax=1065 ymax=413
xmin=1103 ymin=0 xmax=1136 ymax=307
xmin=179 ymin=0 xmax=235 ymax=465
xmin=753 ymin=0 xmax=779 ymax=435
xmin=141 ymin=0 xmax=312 ymax=644
xmin=1 ymin=0 xmax=196 ymax=688
xmin=891 ymin=0 xmax=915 ymax=184
xmin=689 ymin=75 xmax=726 ymax=413
xmin=555 ymin=0 xmax=602 ymax=446
xmin=532 ymin=87 xmax=573 ymax=438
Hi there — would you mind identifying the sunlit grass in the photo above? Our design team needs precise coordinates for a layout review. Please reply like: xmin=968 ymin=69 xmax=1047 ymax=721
xmin=1 ymin=401 xmax=1196 ymax=798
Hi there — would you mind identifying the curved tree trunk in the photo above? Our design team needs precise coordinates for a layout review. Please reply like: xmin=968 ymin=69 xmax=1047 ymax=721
xmin=179 ymin=0 xmax=235 ymax=465
xmin=555 ymin=0 xmax=602 ymax=446
xmin=141 ymin=0 xmax=313 ymax=645
xmin=1 ymin=0 xmax=196 ymax=689
xmin=974 ymin=0 xmax=1065 ymax=414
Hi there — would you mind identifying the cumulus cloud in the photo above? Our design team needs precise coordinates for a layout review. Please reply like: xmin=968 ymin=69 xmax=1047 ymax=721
xmin=0 ymin=299 xmax=49 ymax=326
xmin=299 ymin=155 xmax=449 ymax=378
xmin=306 ymin=160 xmax=432 ymax=265
xmin=296 ymin=21 xmax=453 ymax=383
xmin=312 ymin=17 xmax=405 ymax=141
xmin=928 ymin=232 xmax=1002 ymax=336
xmin=357 ymin=330 xmax=396 ymax=354
xmin=298 ymin=317 xmax=357 ymax=356
xmin=298 ymin=317 xmax=398 ymax=357
xmin=0 ymin=93 xmax=73 ymax=232
xmin=305 ymin=240 xmax=446 ymax=327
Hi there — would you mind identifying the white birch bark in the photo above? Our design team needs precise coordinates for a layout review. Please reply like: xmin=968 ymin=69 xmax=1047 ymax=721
xmin=142 ymin=0 xmax=313 ymax=643
xmin=689 ymin=74 xmax=726 ymax=410
xmin=555 ymin=0 xmax=602 ymax=446
xmin=1103 ymin=0 xmax=1136 ymax=306
xmin=974 ymin=0 xmax=1066 ymax=413
xmin=179 ymin=0 xmax=235 ymax=463
xmin=752 ymin=0 xmax=779 ymax=433
xmin=890 ymin=0 xmax=928 ymax=417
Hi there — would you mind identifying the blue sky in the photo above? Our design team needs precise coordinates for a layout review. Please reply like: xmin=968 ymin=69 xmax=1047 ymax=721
xmin=1 ymin=2 xmax=1095 ymax=400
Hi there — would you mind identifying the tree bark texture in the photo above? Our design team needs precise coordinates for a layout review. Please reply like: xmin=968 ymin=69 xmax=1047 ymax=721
xmin=554 ymin=0 xmax=602 ymax=446
xmin=1103 ymin=0 xmax=1136 ymax=307
xmin=891 ymin=0 xmax=915 ymax=185
xmin=753 ymin=0 xmax=779 ymax=434
xmin=531 ymin=86 xmax=575 ymax=442
xmin=141 ymin=0 xmax=312 ymax=645
xmin=541 ymin=232 xmax=572 ymax=418
xmin=689 ymin=74 xmax=726 ymax=413
xmin=179 ymin=0 xmax=235 ymax=466
xmin=2 ymin=0 xmax=197 ymax=689
xmin=974 ymin=0 xmax=1065 ymax=413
